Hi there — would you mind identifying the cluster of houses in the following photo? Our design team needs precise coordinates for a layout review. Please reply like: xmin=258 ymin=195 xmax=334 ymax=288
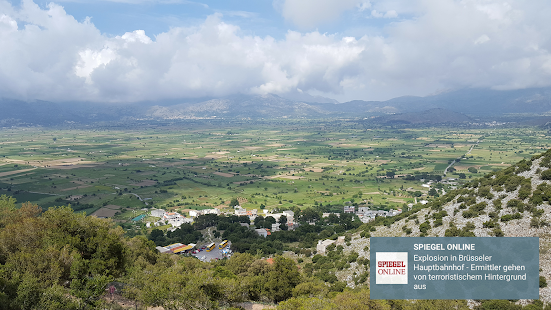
xmin=148 ymin=209 xmax=193 ymax=229
xmin=328 ymin=205 xmax=403 ymax=223
xmin=235 ymin=207 xmax=296 ymax=237
xmin=147 ymin=206 xmax=295 ymax=237
xmin=147 ymin=203 xmax=408 ymax=231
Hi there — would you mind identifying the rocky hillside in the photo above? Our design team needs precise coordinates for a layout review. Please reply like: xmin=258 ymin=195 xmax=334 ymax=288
xmin=339 ymin=149 xmax=551 ymax=302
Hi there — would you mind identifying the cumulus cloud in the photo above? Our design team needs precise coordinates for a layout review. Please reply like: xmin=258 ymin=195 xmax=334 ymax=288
xmin=275 ymin=0 xmax=362 ymax=29
xmin=1 ymin=0 xmax=551 ymax=102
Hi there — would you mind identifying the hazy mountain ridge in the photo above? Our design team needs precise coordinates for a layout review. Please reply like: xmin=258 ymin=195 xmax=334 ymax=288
xmin=371 ymin=108 xmax=472 ymax=125
xmin=3 ymin=87 xmax=551 ymax=125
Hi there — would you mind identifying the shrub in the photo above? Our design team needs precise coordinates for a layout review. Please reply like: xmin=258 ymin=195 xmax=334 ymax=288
xmin=506 ymin=199 xmax=525 ymax=213
xmin=419 ymin=221 xmax=431 ymax=233
xmin=541 ymin=169 xmax=551 ymax=180
xmin=540 ymin=276 xmax=548 ymax=288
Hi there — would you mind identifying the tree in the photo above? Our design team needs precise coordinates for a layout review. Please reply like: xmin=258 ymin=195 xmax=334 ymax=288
xmin=254 ymin=216 xmax=264 ymax=228
xmin=264 ymin=256 xmax=301 ymax=302
xmin=264 ymin=216 xmax=276 ymax=229
xmin=230 ymin=198 xmax=239 ymax=207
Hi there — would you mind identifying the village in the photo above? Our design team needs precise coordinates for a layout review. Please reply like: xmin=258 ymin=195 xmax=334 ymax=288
xmin=150 ymin=202 xmax=407 ymax=259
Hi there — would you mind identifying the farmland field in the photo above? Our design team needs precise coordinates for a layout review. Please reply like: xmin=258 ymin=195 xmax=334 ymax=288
xmin=0 ymin=121 xmax=547 ymax=222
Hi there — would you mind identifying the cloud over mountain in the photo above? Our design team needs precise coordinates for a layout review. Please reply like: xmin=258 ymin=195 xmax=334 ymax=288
xmin=1 ymin=0 xmax=551 ymax=103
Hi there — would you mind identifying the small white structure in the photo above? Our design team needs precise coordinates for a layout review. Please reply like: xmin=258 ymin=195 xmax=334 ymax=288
xmin=151 ymin=209 xmax=166 ymax=218
xmin=255 ymin=228 xmax=268 ymax=238
xmin=203 ymin=209 xmax=221 ymax=215
xmin=234 ymin=207 xmax=246 ymax=216
xmin=344 ymin=206 xmax=355 ymax=213
xmin=189 ymin=210 xmax=203 ymax=217
xmin=163 ymin=212 xmax=183 ymax=221
xmin=271 ymin=223 xmax=280 ymax=232
xmin=317 ymin=239 xmax=336 ymax=255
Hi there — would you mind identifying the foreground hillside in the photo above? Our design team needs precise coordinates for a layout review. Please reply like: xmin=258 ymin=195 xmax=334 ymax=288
xmin=342 ymin=149 xmax=551 ymax=306
xmin=5 ymin=149 xmax=551 ymax=309
xmin=0 ymin=195 xmax=475 ymax=310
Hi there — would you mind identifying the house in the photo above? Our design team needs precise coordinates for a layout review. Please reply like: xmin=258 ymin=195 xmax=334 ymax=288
xmin=151 ymin=209 xmax=166 ymax=218
xmin=203 ymin=209 xmax=220 ymax=215
xmin=317 ymin=239 xmax=336 ymax=255
xmin=155 ymin=246 xmax=171 ymax=254
xmin=344 ymin=206 xmax=355 ymax=213
xmin=266 ymin=210 xmax=295 ymax=224
xmin=357 ymin=206 xmax=370 ymax=214
xmin=168 ymin=217 xmax=193 ymax=228
xmin=388 ymin=209 xmax=402 ymax=216
xmin=163 ymin=212 xmax=183 ymax=221
xmin=234 ymin=207 xmax=246 ymax=216
xmin=189 ymin=210 xmax=203 ymax=217
xmin=271 ymin=223 xmax=280 ymax=232
xmin=255 ymin=228 xmax=268 ymax=238
xmin=283 ymin=210 xmax=294 ymax=222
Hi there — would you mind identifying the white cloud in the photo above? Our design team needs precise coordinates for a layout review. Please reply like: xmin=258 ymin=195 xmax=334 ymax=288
xmin=357 ymin=1 xmax=371 ymax=12
xmin=276 ymin=0 xmax=362 ymax=29
xmin=370 ymin=9 xmax=398 ymax=18
xmin=2 ymin=0 xmax=551 ymax=102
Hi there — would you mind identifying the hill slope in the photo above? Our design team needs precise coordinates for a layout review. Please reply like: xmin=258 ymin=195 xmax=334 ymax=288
xmin=342 ymin=149 xmax=551 ymax=303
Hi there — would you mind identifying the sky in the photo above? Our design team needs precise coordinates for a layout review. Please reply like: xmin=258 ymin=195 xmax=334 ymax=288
xmin=1 ymin=0 xmax=551 ymax=103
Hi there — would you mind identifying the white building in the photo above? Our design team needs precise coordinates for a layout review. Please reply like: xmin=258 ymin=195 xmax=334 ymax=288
xmin=189 ymin=210 xmax=203 ymax=217
xmin=255 ymin=228 xmax=268 ymax=238
xmin=344 ymin=206 xmax=355 ymax=213
xmin=317 ymin=239 xmax=335 ymax=255
xmin=234 ymin=207 xmax=246 ymax=216
xmin=151 ymin=209 xmax=166 ymax=218
xmin=163 ymin=212 xmax=183 ymax=221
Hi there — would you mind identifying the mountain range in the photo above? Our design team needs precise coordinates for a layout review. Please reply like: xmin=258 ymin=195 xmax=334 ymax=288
xmin=2 ymin=87 xmax=551 ymax=125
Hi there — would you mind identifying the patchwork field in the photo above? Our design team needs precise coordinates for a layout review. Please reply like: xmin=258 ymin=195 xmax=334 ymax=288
xmin=0 ymin=121 xmax=547 ymax=224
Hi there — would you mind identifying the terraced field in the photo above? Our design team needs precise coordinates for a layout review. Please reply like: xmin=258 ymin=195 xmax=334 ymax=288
xmin=0 ymin=121 xmax=548 ymax=224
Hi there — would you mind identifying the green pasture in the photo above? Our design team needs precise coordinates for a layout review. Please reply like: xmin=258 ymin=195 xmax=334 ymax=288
xmin=1 ymin=122 xmax=549 ymax=221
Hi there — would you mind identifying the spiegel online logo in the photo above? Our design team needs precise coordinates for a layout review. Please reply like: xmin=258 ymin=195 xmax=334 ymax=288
xmin=376 ymin=252 xmax=408 ymax=284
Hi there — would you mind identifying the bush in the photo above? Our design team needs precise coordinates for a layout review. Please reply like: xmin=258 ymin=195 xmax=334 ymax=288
xmin=541 ymin=169 xmax=551 ymax=180
xmin=506 ymin=199 xmax=524 ymax=213
xmin=462 ymin=210 xmax=477 ymax=218
xmin=540 ymin=276 xmax=548 ymax=288
xmin=419 ymin=221 xmax=431 ymax=233
xmin=492 ymin=228 xmax=504 ymax=237
xmin=483 ymin=220 xmax=496 ymax=228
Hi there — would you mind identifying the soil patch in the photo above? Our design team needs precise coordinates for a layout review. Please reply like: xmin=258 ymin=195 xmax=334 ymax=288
xmin=213 ymin=172 xmax=234 ymax=177
xmin=0 ymin=168 xmax=36 ymax=177
xmin=91 ymin=208 xmax=119 ymax=218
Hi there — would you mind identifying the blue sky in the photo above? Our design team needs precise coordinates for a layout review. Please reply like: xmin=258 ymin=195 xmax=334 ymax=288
xmin=1 ymin=0 xmax=551 ymax=103
xmin=23 ymin=0 xmax=396 ymax=39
